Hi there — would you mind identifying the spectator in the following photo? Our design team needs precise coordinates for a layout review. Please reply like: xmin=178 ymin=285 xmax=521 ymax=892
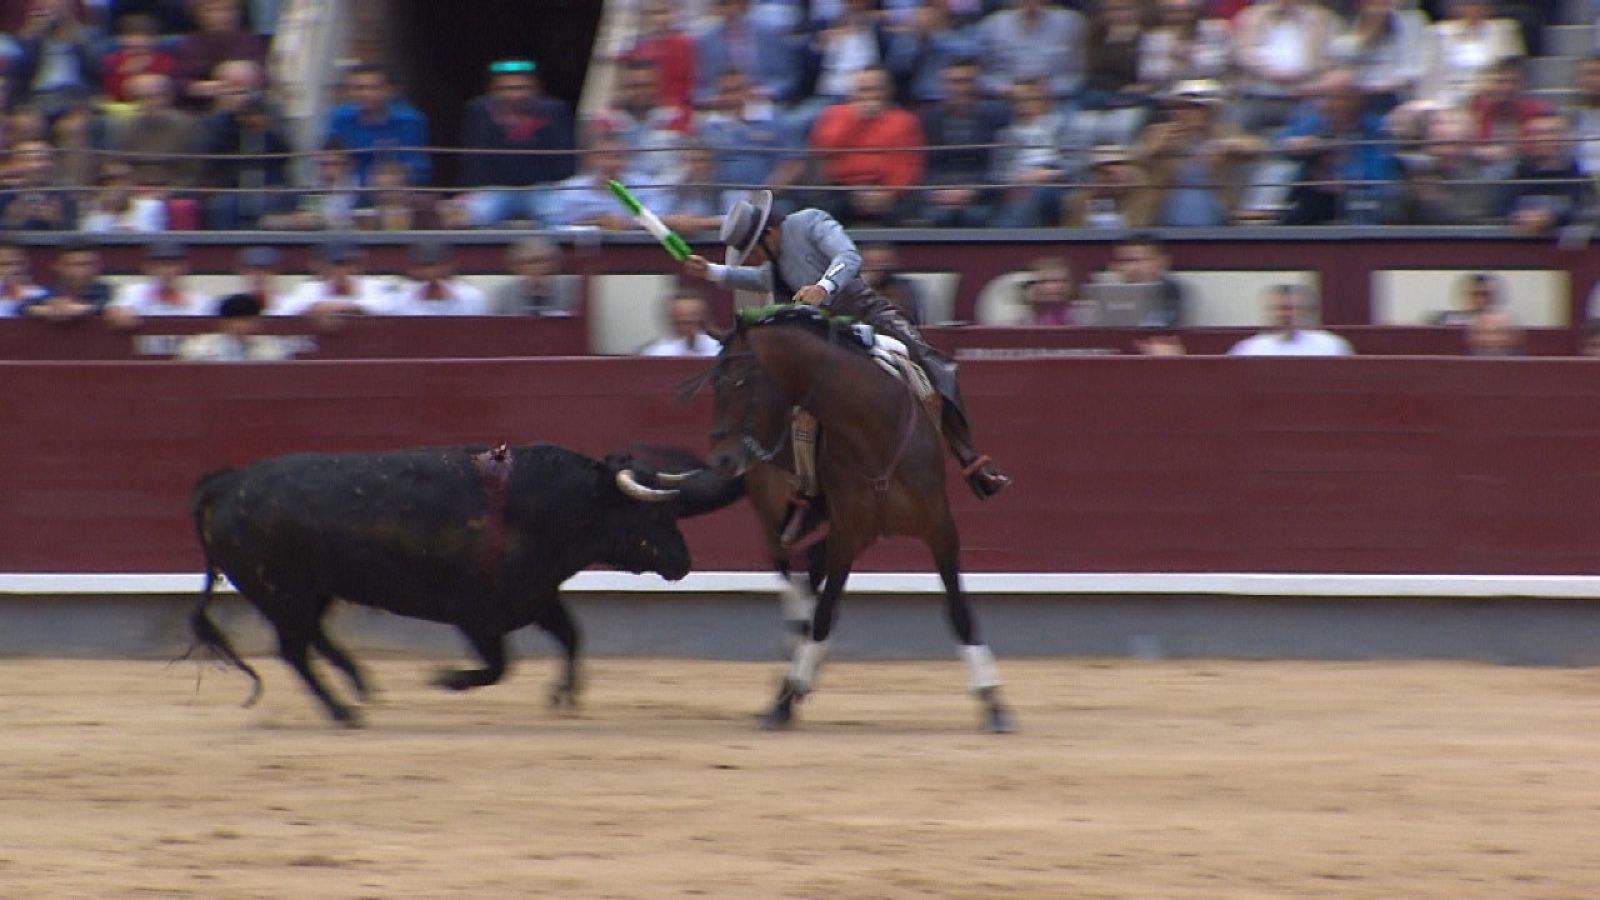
xmin=1019 ymin=255 xmax=1075 ymax=326
xmin=539 ymin=133 xmax=655 ymax=230
xmin=1394 ymin=107 xmax=1500 ymax=224
xmin=19 ymin=239 xmax=110 ymax=322
xmin=1102 ymin=231 xmax=1187 ymax=327
xmin=1428 ymin=270 xmax=1503 ymax=325
xmin=1328 ymin=0 xmax=1427 ymax=116
xmin=695 ymin=69 xmax=807 ymax=199
xmin=1495 ymin=113 xmax=1594 ymax=236
xmin=1275 ymin=68 xmax=1401 ymax=225
xmin=887 ymin=0 xmax=982 ymax=107
xmin=100 ymin=13 xmax=175 ymax=105
xmin=323 ymin=63 xmax=431 ymax=187
xmin=10 ymin=0 xmax=101 ymax=117
xmin=808 ymin=66 xmax=925 ymax=226
xmin=1228 ymin=283 xmax=1354 ymax=356
xmin=625 ymin=0 xmax=696 ymax=119
xmin=860 ymin=242 xmax=928 ymax=324
xmin=1137 ymin=0 xmax=1231 ymax=97
xmin=991 ymin=75 xmax=1080 ymax=228
xmin=658 ymin=143 xmax=729 ymax=235
xmin=976 ymin=0 xmax=1086 ymax=107
xmin=357 ymin=158 xmax=444 ymax=231
xmin=49 ymin=100 xmax=103 ymax=190
xmin=1076 ymin=0 xmax=1156 ymax=148
xmin=1133 ymin=79 xmax=1265 ymax=227
xmin=1417 ymin=0 xmax=1523 ymax=108
xmin=111 ymin=72 xmax=204 ymax=188
xmin=202 ymin=58 xmax=267 ymax=118
xmin=203 ymin=92 xmax=293 ymax=229
xmin=1464 ymin=56 xmax=1552 ymax=171
xmin=456 ymin=59 xmax=577 ymax=228
xmin=379 ymin=242 xmax=491 ymax=316
xmin=104 ymin=240 xmax=207 ymax=327
xmin=693 ymin=0 xmax=806 ymax=109
xmin=175 ymin=292 xmax=300 ymax=361
xmin=171 ymin=0 xmax=268 ymax=113
xmin=1060 ymin=144 xmax=1157 ymax=228
xmin=1464 ymin=307 xmax=1522 ymax=355
xmin=260 ymin=142 xmax=359 ymax=230
xmin=78 ymin=156 xmax=167 ymax=232
xmin=226 ymin=245 xmax=289 ymax=314
xmin=0 ymin=139 xmax=77 ymax=230
xmin=1570 ymin=54 xmax=1600 ymax=177
xmin=917 ymin=56 xmax=1006 ymax=227
xmin=490 ymin=238 xmax=580 ymax=317
xmin=590 ymin=56 xmax=686 ymax=187
xmin=806 ymin=0 xmax=895 ymax=107
xmin=1233 ymin=0 xmax=1341 ymax=133
xmin=277 ymin=241 xmax=389 ymax=317
xmin=0 ymin=240 xmax=49 ymax=315
xmin=639 ymin=291 xmax=720 ymax=356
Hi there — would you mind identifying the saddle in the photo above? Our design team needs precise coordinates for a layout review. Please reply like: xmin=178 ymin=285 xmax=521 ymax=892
xmin=746 ymin=304 xmax=932 ymax=398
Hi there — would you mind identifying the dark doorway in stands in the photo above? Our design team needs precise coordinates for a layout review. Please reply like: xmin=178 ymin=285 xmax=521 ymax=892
xmin=389 ymin=0 xmax=601 ymax=188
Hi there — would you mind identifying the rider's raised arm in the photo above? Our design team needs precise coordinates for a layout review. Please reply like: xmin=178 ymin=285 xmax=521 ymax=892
xmin=703 ymin=260 xmax=775 ymax=294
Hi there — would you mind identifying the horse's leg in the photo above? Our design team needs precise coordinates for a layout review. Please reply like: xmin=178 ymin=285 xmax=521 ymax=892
xmin=763 ymin=536 xmax=853 ymax=730
xmin=929 ymin=514 xmax=1015 ymax=734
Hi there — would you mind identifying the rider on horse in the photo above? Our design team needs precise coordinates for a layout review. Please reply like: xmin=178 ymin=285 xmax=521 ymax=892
xmin=683 ymin=190 xmax=1011 ymax=501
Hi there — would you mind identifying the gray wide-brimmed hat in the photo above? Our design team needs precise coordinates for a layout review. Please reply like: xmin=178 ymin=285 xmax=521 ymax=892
xmin=718 ymin=189 xmax=774 ymax=267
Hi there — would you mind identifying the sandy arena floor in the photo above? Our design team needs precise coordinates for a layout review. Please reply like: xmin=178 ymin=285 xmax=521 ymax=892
xmin=1 ymin=656 xmax=1597 ymax=899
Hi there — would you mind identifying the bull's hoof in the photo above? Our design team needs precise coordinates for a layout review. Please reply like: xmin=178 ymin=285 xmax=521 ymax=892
xmin=548 ymin=681 xmax=580 ymax=711
xmin=431 ymin=668 xmax=480 ymax=692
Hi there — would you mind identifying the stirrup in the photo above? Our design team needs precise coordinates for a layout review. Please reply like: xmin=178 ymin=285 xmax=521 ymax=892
xmin=961 ymin=455 xmax=1011 ymax=501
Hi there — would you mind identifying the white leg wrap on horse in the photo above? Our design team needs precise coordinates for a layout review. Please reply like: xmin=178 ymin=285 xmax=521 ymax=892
xmin=779 ymin=573 xmax=816 ymax=624
xmin=788 ymin=639 xmax=830 ymax=693
xmin=960 ymin=644 xmax=1002 ymax=691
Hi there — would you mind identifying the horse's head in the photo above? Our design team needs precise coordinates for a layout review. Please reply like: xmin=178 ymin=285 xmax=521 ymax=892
xmin=704 ymin=323 xmax=791 ymax=479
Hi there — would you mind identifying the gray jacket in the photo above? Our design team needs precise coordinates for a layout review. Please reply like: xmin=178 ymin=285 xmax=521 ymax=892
xmin=720 ymin=208 xmax=864 ymax=303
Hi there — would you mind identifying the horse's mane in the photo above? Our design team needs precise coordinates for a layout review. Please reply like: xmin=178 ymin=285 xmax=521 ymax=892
xmin=736 ymin=304 xmax=871 ymax=353
xmin=676 ymin=305 xmax=871 ymax=402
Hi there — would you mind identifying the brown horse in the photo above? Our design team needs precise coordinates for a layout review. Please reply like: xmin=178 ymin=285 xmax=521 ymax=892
xmin=700 ymin=308 xmax=1012 ymax=732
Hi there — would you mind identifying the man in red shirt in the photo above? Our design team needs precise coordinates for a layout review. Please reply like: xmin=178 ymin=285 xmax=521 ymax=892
xmin=807 ymin=67 xmax=925 ymax=226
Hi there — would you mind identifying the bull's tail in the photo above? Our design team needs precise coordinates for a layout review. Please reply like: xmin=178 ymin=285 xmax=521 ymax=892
xmin=186 ymin=468 xmax=263 ymax=707
xmin=189 ymin=568 xmax=263 ymax=708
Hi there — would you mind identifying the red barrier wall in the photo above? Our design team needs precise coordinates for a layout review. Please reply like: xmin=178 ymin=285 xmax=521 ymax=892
xmin=0 ymin=319 xmax=1580 ymax=362
xmin=5 ymin=357 xmax=1600 ymax=576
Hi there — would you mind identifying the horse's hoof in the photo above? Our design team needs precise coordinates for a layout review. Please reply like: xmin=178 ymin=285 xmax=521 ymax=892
xmin=984 ymin=704 xmax=1016 ymax=734
xmin=330 ymin=705 xmax=365 ymax=729
xmin=758 ymin=687 xmax=800 ymax=730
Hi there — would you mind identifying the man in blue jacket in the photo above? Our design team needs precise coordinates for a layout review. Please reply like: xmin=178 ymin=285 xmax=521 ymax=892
xmin=323 ymin=63 xmax=431 ymax=187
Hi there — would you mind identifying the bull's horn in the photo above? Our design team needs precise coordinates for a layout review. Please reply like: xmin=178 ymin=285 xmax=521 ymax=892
xmin=655 ymin=469 xmax=703 ymax=485
xmin=615 ymin=469 xmax=679 ymax=502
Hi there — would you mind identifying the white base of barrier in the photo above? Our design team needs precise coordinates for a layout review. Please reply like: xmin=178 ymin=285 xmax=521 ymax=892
xmin=3 ymin=572 xmax=1598 ymax=599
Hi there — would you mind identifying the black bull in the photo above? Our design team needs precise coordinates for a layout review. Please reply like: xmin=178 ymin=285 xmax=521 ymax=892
xmin=188 ymin=443 xmax=740 ymax=724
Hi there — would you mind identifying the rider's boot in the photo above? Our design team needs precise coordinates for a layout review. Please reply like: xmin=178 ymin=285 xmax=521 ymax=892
xmin=942 ymin=406 xmax=1011 ymax=500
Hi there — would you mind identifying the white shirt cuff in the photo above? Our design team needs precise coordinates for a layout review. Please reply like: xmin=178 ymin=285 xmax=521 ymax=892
xmin=705 ymin=263 xmax=729 ymax=284
xmin=817 ymin=278 xmax=838 ymax=294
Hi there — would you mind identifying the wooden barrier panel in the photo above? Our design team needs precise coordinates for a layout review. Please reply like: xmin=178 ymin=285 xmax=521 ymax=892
xmin=5 ymin=356 xmax=1600 ymax=576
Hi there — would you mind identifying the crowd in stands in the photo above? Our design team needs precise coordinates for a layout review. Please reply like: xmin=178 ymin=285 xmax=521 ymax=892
xmin=0 ymin=0 xmax=1596 ymax=236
